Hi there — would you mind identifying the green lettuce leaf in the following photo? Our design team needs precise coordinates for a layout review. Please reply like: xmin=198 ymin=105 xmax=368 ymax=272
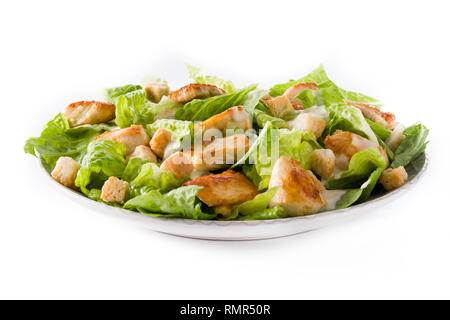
xmin=116 ymin=91 xmax=180 ymax=128
xmin=237 ymin=206 xmax=288 ymax=220
xmin=366 ymin=119 xmax=391 ymax=141
xmin=186 ymin=63 xmax=235 ymax=93
xmin=323 ymin=103 xmax=378 ymax=143
xmin=104 ymin=84 xmax=142 ymax=103
xmin=391 ymin=123 xmax=429 ymax=168
xmin=253 ymin=109 xmax=289 ymax=129
xmin=124 ymin=186 xmax=216 ymax=219
xmin=128 ymin=162 xmax=185 ymax=198
xmin=242 ymin=89 xmax=268 ymax=115
xmin=236 ymin=187 xmax=278 ymax=216
xmin=326 ymin=148 xmax=386 ymax=189
xmin=122 ymin=158 xmax=149 ymax=182
xmin=24 ymin=113 xmax=115 ymax=172
xmin=74 ymin=139 xmax=127 ymax=198
xmin=174 ymin=85 xmax=257 ymax=121
xmin=147 ymin=119 xmax=193 ymax=158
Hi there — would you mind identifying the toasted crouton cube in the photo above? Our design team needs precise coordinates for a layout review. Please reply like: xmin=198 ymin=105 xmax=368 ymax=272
xmin=160 ymin=152 xmax=193 ymax=179
xmin=100 ymin=177 xmax=129 ymax=204
xmin=379 ymin=166 xmax=408 ymax=191
xmin=128 ymin=145 xmax=157 ymax=163
xmin=150 ymin=128 xmax=173 ymax=159
xmin=144 ymin=82 xmax=170 ymax=103
xmin=311 ymin=149 xmax=336 ymax=180
xmin=51 ymin=157 xmax=81 ymax=189
xmin=264 ymin=95 xmax=294 ymax=118
xmin=64 ymin=101 xmax=116 ymax=127
xmin=95 ymin=125 xmax=150 ymax=154
xmin=386 ymin=123 xmax=405 ymax=151
xmin=290 ymin=113 xmax=326 ymax=139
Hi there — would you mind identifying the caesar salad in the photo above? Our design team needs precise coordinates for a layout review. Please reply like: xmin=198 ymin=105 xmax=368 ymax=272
xmin=25 ymin=64 xmax=429 ymax=220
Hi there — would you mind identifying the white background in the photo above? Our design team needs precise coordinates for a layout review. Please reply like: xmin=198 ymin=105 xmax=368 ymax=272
xmin=1 ymin=0 xmax=449 ymax=299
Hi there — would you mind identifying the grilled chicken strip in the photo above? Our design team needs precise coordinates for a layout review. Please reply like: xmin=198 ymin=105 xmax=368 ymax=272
xmin=64 ymin=101 xmax=116 ymax=127
xmin=160 ymin=151 xmax=194 ymax=180
xmin=193 ymin=134 xmax=250 ymax=172
xmin=196 ymin=106 xmax=252 ymax=132
xmin=168 ymin=83 xmax=225 ymax=104
xmin=324 ymin=130 xmax=389 ymax=170
xmin=268 ymin=156 xmax=327 ymax=216
xmin=183 ymin=170 xmax=259 ymax=208
xmin=95 ymin=125 xmax=149 ymax=154
xmin=283 ymin=82 xmax=318 ymax=105
xmin=344 ymin=100 xmax=396 ymax=130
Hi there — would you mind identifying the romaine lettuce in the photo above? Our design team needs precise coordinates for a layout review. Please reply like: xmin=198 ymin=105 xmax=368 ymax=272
xmin=24 ymin=113 xmax=115 ymax=172
xmin=391 ymin=123 xmax=429 ymax=168
xmin=75 ymin=139 xmax=127 ymax=199
xmin=104 ymin=84 xmax=142 ymax=104
xmin=237 ymin=206 xmax=289 ymax=220
xmin=186 ymin=63 xmax=235 ymax=93
xmin=147 ymin=119 xmax=193 ymax=158
xmin=124 ymin=186 xmax=216 ymax=220
xmin=174 ymin=85 xmax=257 ymax=121
xmin=326 ymin=148 xmax=386 ymax=189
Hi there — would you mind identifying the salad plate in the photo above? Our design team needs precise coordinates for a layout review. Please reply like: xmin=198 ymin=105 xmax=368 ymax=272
xmin=40 ymin=153 xmax=427 ymax=240
xmin=26 ymin=64 xmax=430 ymax=240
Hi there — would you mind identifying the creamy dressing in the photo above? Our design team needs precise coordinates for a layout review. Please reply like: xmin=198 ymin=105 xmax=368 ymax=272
xmin=322 ymin=189 xmax=347 ymax=210
xmin=162 ymin=142 xmax=179 ymax=160
xmin=301 ymin=105 xmax=329 ymax=121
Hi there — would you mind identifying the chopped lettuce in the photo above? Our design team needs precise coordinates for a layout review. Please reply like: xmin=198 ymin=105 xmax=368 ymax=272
xmin=128 ymin=162 xmax=185 ymax=198
xmin=104 ymin=84 xmax=142 ymax=104
xmin=122 ymin=158 xmax=148 ymax=183
xmin=75 ymin=139 xmax=127 ymax=199
xmin=235 ymin=187 xmax=278 ymax=216
xmin=116 ymin=91 xmax=180 ymax=128
xmin=366 ymin=119 xmax=391 ymax=141
xmin=326 ymin=148 xmax=386 ymax=189
xmin=174 ymin=85 xmax=257 ymax=121
xmin=186 ymin=63 xmax=235 ymax=93
xmin=242 ymin=89 xmax=268 ymax=115
xmin=253 ymin=109 xmax=289 ymax=129
xmin=323 ymin=103 xmax=378 ymax=143
xmin=147 ymin=119 xmax=193 ymax=158
xmin=124 ymin=186 xmax=216 ymax=220
xmin=391 ymin=123 xmax=429 ymax=168
xmin=238 ymin=206 xmax=289 ymax=220
xmin=24 ymin=113 xmax=115 ymax=172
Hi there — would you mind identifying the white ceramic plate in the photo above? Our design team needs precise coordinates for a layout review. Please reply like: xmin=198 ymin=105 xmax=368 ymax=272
xmin=40 ymin=153 xmax=428 ymax=240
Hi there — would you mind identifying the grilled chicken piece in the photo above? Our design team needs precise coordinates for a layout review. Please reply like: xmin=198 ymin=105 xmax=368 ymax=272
xmin=344 ymin=100 xmax=396 ymax=130
xmin=150 ymin=128 xmax=173 ymax=159
xmin=160 ymin=151 xmax=194 ymax=179
xmin=64 ymin=101 xmax=116 ymax=127
xmin=196 ymin=106 xmax=252 ymax=132
xmin=183 ymin=170 xmax=259 ymax=207
xmin=168 ymin=83 xmax=225 ymax=104
xmin=95 ymin=125 xmax=149 ymax=154
xmin=193 ymin=134 xmax=250 ymax=171
xmin=324 ymin=130 xmax=389 ymax=171
xmin=268 ymin=156 xmax=327 ymax=216
xmin=283 ymin=82 xmax=318 ymax=105
xmin=127 ymin=145 xmax=157 ymax=163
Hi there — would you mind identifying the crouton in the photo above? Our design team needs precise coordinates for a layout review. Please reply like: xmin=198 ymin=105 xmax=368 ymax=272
xmin=168 ymin=83 xmax=225 ymax=104
xmin=183 ymin=170 xmax=259 ymax=207
xmin=100 ymin=176 xmax=129 ymax=204
xmin=51 ymin=156 xmax=81 ymax=189
xmin=290 ymin=113 xmax=326 ymax=139
xmin=268 ymin=156 xmax=327 ymax=216
xmin=160 ymin=151 xmax=193 ymax=179
xmin=144 ymin=82 xmax=170 ymax=103
xmin=95 ymin=125 xmax=149 ymax=154
xmin=64 ymin=101 xmax=116 ymax=127
xmin=197 ymin=106 xmax=252 ymax=132
xmin=127 ymin=145 xmax=157 ymax=163
xmin=311 ymin=149 xmax=336 ymax=180
xmin=150 ymin=128 xmax=172 ymax=159
xmin=379 ymin=166 xmax=408 ymax=191
xmin=264 ymin=95 xmax=294 ymax=118
xmin=386 ymin=123 xmax=405 ymax=151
